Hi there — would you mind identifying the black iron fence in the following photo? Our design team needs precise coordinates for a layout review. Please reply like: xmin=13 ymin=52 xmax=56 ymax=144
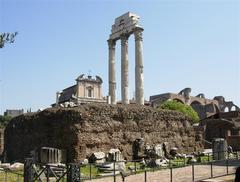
xmin=21 ymin=150 xmax=239 ymax=182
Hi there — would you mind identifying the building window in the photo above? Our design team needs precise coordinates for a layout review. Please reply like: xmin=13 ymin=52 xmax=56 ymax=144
xmin=88 ymin=89 xmax=92 ymax=98
xmin=87 ymin=86 xmax=93 ymax=97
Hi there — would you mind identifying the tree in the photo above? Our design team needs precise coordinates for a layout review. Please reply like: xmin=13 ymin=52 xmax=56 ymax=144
xmin=0 ymin=115 xmax=12 ymax=128
xmin=0 ymin=32 xmax=18 ymax=48
xmin=158 ymin=100 xmax=200 ymax=123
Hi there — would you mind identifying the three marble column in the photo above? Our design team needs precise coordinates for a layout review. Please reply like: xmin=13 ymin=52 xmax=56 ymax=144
xmin=108 ymin=28 xmax=144 ymax=105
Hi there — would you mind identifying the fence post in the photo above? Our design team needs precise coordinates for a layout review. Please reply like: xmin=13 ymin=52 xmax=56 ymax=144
xmin=89 ymin=163 xmax=92 ymax=180
xmin=24 ymin=158 xmax=34 ymax=182
xmin=67 ymin=163 xmax=80 ymax=182
xmin=226 ymin=156 xmax=229 ymax=175
xmin=145 ymin=170 xmax=147 ymax=182
xmin=153 ymin=160 xmax=155 ymax=172
xmin=211 ymin=162 xmax=213 ymax=178
xmin=62 ymin=169 xmax=65 ymax=182
xmin=192 ymin=164 xmax=194 ymax=182
xmin=46 ymin=165 xmax=49 ymax=182
xmin=170 ymin=167 xmax=173 ymax=182
xmin=208 ymin=153 xmax=210 ymax=162
xmin=134 ymin=161 xmax=137 ymax=174
xmin=113 ymin=161 xmax=116 ymax=182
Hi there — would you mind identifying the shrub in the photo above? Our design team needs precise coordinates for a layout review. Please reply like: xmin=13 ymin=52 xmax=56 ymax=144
xmin=0 ymin=115 xmax=12 ymax=128
xmin=158 ymin=100 xmax=200 ymax=123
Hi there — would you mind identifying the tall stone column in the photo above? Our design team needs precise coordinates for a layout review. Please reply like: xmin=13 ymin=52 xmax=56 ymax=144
xmin=108 ymin=39 xmax=116 ymax=104
xmin=56 ymin=91 xmax=61 ymax=105
xmin=56 ymin=91 xmax=60 ymax=105
xmin=134 ymin=28 xmax=144 ymax=105
xmin=121 ymin=34 xmax=129 ymax=104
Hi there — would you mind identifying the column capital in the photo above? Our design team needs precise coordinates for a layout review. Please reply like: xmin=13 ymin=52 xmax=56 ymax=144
xmin=107 ymin=39 xmax=116 ymax=48
xmin=120 ymin=33 xmax=129 ymax=39
xmin=120 ymin=34 xmax=129 ymax=45
xmin=134 ymin=29 xmax=143 ymax=41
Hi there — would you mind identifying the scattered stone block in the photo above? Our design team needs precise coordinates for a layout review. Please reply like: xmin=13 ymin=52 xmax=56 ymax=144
xmin=163 ymin=142 xmax=170 ymax=158
xmin=213 ymin=138 xmax=228 ymax=160
xmin=10 ymin=162 xmax=24 ymax=170
xmin=154 ymin=144 xmax=164 ymax=158
xmin=90 ymin=152 xmax=105 ymax=163
xmin=107 ymin=148 xmax=122 ymax=162
xmin=170 ymin=147 xmax=178 ymax=157
xmin=0 ymin=163 xmax=10 ymax=169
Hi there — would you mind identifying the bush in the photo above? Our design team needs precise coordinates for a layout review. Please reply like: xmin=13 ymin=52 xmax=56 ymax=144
xmin=158 ymin=100 xmax=200 ymax=123
xmin=0 ymin=115 xmax=12 ymax=128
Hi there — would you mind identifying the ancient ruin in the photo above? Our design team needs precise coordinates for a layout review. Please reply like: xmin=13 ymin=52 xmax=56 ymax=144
xmin=108 ymin=12 xmax=144 ymax=105
xmin=200 ymin=111 xmax=240 ymax=150
xmin=150 ymin=88 xmax=239 ymax=119
xmin=4 ymin=104 xmax=203 ymax=162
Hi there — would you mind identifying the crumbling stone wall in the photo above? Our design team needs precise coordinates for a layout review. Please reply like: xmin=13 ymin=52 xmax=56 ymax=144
xmin=4 ymin=104 xmax=203 ymax=162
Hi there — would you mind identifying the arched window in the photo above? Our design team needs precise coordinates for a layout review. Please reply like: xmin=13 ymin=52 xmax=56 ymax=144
xmin=88 ymin=89 xmax=92 ymax=97
xmin=190 ymin=100 xmax=202 ymax=106
xmin=224 ymin=107 xmax=229 ymax=112
xmin=86 ymin=86 xmax=93 ymax=98
xmin=231 ymin=106 xmax=236 ymax=111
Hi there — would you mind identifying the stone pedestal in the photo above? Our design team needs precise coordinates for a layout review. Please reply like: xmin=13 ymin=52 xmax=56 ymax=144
xmin=213 ymin=138 xmax=228 ymax=160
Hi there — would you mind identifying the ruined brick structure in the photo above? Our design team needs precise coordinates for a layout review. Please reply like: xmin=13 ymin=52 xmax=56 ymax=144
xmin=4 ymin=109 xmax=24 ymax=117
xmin=200 ymin=111 xmax=240 ymax=150
xmin=150 ymin=88 xmax=239 ymax=120
xmin=4 ymin=104 xmax=203 ymax=162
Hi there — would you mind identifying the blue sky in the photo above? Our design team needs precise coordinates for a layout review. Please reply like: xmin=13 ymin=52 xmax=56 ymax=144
xmin=0 ymin=0 xmax=239 ymax=114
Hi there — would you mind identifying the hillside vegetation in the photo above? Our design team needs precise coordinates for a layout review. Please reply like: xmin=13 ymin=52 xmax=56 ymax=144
xmin=159 ymin=100 xmax=200 ymax=123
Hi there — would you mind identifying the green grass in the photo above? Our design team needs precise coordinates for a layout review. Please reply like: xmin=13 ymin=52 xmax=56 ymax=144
xmin=0 ymin=170 xmax=23 ymax=182
xmin=0 ymin=165 xmax=99 ymax=181
xmin=169 ymin=155 xmax=214 ymax=167
xmin=199 ymin=155 xmax=213 ymax=163
xmin=125 ymin=161 xmax=149 ymax=174
xmin=170 ymin=158 xmax=186 ymax=167
xmin=125 ymin=161 xmax=140 ymax=171
xmin=80 ymin=164 xmax=100 ymax=178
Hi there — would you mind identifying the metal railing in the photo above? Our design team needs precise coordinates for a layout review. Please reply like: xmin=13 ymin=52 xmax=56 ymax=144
xmin=22 ymin=150 xmax=239 ymax=182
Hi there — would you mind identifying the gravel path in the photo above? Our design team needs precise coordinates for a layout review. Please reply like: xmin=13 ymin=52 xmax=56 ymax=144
xmin=86 ymin=160 xmax=239 ymax=182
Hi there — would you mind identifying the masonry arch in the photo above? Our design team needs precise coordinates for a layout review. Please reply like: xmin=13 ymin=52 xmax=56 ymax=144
xmin=173 ymin=98 xmax=184 ymax=104
xmin=214 ymin=104 xmax=220 ymax=113
xmin=190 ymin=100 xmax=202 ymax=106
